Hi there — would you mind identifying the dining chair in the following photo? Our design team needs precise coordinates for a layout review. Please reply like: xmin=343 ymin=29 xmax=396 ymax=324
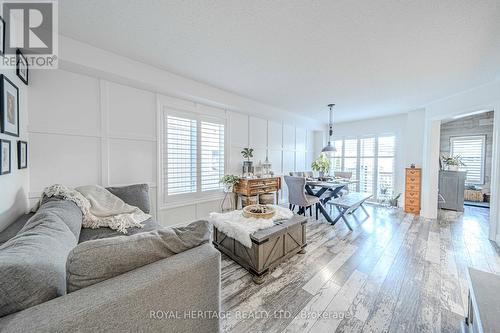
xmin=289 ymin=171 xmax=305 ymax=177
xmin=333 ymin=171 xmax=353 ymax=198
xmin=334 ymin=171 xmax=352 ymax=179
xmin=284 ymin=176 xmax=320 ymax=218
xmin=303 ymin=171 xmax=314 ymax=178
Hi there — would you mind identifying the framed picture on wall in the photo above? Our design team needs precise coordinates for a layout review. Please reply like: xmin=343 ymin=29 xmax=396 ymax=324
xmin=0 ymin=139 xmax=11 ymax=175
xmin=17 ymin=140 xmax=27 ymax=169
xmin=16 ymin=50 xmax=29 ymax=85
xmin=0 ymin=75 xmax=20 ymax=137
xmin=0 ymin=16 xmax=5 ymax=56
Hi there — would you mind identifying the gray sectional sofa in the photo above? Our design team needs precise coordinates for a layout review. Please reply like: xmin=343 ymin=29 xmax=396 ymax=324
xmin=0 ymin=184 xmax=221 ymax=333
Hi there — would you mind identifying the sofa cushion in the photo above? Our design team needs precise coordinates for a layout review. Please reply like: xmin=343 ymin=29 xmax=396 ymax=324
xmin=0 ymin=199 xmax=82 ymax=317
xmin=78 ymin=217 xmax=160 ymax=243
xmin=106 ymin=184 xmax=150 ymax=214
xmin=66 ymin=220 xmax=210 ymax=292
xmin=0 ymin=213 xmax=33 ymax=245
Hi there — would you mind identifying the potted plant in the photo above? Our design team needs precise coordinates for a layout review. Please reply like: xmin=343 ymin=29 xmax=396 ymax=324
xmin=441 ymin=154 xmax=465 ymax=171
xmin=220 ymin=175 xmax=240 ymax=211
xmin=241 ymin=148 xmax=254 ymax=176
xmin=311 ymin=154 xmax=331 ymax=179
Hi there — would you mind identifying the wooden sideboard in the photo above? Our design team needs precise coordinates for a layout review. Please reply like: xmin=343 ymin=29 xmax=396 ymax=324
xmin=404 ymin=168 xmax=421 ymax=214
xmin=233 ymin=177 xmax=281 ymax=208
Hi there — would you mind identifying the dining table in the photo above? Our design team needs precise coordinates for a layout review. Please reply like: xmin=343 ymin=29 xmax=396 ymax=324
xmin=305 ymin=179 xmax=358 ymax=224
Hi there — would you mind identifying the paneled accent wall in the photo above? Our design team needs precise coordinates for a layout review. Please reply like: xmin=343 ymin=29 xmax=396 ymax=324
xmin=28 ymin=70 xmax=158 ymax=218
xmin=228 ymin=113 xmax=314 ymax=204
xmin=28 ymin=69 xmax=316 ymax=227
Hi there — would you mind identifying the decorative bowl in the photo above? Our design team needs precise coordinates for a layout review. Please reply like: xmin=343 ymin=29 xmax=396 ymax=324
xmin=242 ymin=204 xmax=276 ymax=219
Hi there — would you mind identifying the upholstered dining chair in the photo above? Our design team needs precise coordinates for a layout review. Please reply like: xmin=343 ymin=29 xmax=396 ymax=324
xmin=284 ymin=176 xmax=320 ymax=219
xmin=303 ymin=171 xmax=314 ymax=178
xmin=334 ymin=171 xmax=352 ymax=179
xmin=333 ymin=171 xmax=353 ymax=199
xmin=289 ymin=171 xmax=304 ymax=177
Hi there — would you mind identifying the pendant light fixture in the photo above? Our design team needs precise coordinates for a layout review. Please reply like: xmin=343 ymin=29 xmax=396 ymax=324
xmin=321 ymin=103 xmax=337 ymax=154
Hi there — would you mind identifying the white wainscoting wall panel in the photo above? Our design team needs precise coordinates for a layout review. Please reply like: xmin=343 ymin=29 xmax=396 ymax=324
xmin=249 ymin=116 xmax=268 ymax=149
xmin=28 ymin=69 xmax=101 ymax=136
xmin=108 ymin=139 xmax=156 ymax=185
xmin=29 ymin=133 xmax=101 ymax=191
xmin=107 ymin=82 xmax=156 ymax=140
xmin=229 ymin=112 xmax=249 ymax=148
xmin=268 ymin=120 xmax=283 ymax=150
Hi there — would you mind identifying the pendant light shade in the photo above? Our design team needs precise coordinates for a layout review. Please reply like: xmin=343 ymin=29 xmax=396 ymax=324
xmin=321 ymin=104 xmax=336 ymax=155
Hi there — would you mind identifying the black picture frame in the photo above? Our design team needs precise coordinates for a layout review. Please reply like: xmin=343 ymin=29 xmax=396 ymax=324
xmin=0 ymin=139 xmax=11 ymax=175
xmin=17 ymin=140 xmax=27 ymax=169
xmin=0 ymin=16 xmax=5 ymax=57
xmin=16 ymin=49 xmax=29 ymax=85
xmin=0 ymin=75 xmax=20 ymax=137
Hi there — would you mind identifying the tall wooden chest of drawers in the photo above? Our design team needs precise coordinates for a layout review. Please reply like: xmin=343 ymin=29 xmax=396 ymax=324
xmin=405 ymin=168 xmax=421 ymax=214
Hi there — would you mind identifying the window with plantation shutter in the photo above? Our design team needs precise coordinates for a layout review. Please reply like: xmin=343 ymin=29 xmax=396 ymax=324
xmin=359 ymin=137 xmax=375 ymax=194
xmin=377 ymin=136 xmax=396 ymax=198
xmin=201 ymin=121 xmax=225 ymax=191
xmin=332 ymin=139 xmax=343 ymax=172
xmin=450 ymin=136 xmax=485 ymax=184
xmin=329 ymin=135 xmax=396 ymax=199
xmin=165 ymin=115 xmax=197 ymax=195
xmin=164 ymin=111 xmax=225 ymax=201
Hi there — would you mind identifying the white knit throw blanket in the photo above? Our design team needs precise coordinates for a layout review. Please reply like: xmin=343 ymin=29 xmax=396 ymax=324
xmin=34 ymin=184 xmax=151 ymax=234
xmin=208 ymin=205 xmax=294 ymax=248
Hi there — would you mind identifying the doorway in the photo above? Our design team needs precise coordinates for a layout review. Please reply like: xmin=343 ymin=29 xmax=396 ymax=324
xmin=438 ymin=111 xmax=493 ymax=211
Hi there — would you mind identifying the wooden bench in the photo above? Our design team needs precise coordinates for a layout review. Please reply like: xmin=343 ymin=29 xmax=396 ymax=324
xmin=326 ymin=192 xmax=372 ymax=230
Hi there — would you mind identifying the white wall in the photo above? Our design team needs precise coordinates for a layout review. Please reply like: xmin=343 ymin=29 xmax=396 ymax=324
xmin=26 ymin=36 xmax=320 ymax=227
xmin=0 ymin=67 xmax=29 ymax=232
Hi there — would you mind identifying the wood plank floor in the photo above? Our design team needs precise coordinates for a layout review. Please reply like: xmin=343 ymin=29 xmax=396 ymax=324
xmin=220 ymin=205 xmax=500 ymax=333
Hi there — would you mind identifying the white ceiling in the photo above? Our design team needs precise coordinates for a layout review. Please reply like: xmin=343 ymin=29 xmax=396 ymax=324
xmin=59 ymin=0 xmax=500 ymax=122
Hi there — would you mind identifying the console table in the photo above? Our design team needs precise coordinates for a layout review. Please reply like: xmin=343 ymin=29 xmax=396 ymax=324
xmin=233 ymin=177 xmax=281 ymax=208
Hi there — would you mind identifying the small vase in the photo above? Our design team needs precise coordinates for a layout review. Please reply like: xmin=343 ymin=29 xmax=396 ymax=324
xmin=448 ymin=165 xmax=459 ymax=171
xmin=242 ymin=161 xmax=253 ymax=176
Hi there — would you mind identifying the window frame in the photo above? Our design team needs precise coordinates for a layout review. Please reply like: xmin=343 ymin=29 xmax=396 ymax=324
xmin=449 ymin=135 xmax=486 ymax=185
xmin=162 ymin=108 xmax=227 ymax=205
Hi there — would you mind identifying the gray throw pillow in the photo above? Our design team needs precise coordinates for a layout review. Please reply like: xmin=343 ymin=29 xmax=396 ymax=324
xmin=0 ymin=199 xmax=82 ymax=317
xmin=106 ymin=183 xmax=151 ymax=214
xmin=66 ymin=220 xmax=210 ymax=292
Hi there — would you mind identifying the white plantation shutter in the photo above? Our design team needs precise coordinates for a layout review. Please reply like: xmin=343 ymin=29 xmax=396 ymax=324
xmin=164 ymin=111 xmax=225 ymax=201
xmin=343 ymin=139 xmax=358 ymax=191
xmin=165 ymin=115 xmax=197 ymax=195
xmin=332 ymin=135 xmax=396 ymax=199
xmin=359 ymin=137 xmax=375 ymax=195
xmin=377 ymin=136 xmax=396 ymax=196
xmin=450 ymin=136 xmax=485 ymax=184
xmin=331 ymin=139 xmax=343 ymax=172
xmin=201 ymin=121 xmax=225 ymax=191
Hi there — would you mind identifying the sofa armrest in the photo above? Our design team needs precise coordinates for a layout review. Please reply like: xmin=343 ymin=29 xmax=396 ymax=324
xmin=0 ymin=243 xmax=221 ymax=333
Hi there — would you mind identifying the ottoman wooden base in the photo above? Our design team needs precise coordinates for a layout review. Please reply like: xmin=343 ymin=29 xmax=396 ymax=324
xmin=212 ymin=215 xmax=307 ymax=284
